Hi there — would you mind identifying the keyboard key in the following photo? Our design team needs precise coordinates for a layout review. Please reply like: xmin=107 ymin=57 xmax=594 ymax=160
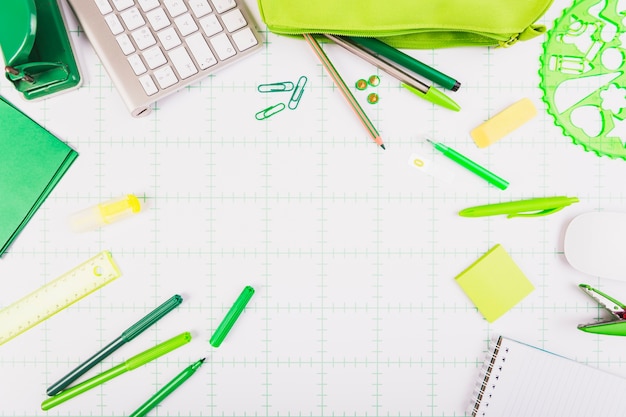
xmin=120 ymin=7 xmax=146 ymax=31
xmin=132 ymin=27 xmax=156 ymax=50
xmin=138 ymin=74 xmax=158 ymax=95
xmin=232 ymin=27 xmax=258 ymax=51
xmin=221 ymin=9 xmax=246 ymax=32
xmin=210 ymin=33 xmax=236 ymax=60
xmin=212 ymin=0 xmax=236 ymax=13
xmin=154 ymin=65 xmax=178 ymax=88
xmin=188 ymin=0 xmax=212 ymax=18
xmin=186 ymin=32 xmax=217 ymax=69
xmin=127 ymin=54 xmax=147 ymax=75
xmin=169 ymin=47 xmax=198 ymax=79
xmin=143 ymin=45 xmax=167 ymax=68
xmin=199 ymin=14 xmax=222 ymax=37
xmin=137 ymin=0 xmax=159 ymax=12
xmin=163 ymin=0 xmax=187 ymax=17
xmin=94 ymin=0 xmax=113 ymax=14
xmin=104 ymin=13 xmax=124 ymax=35
xmin=157 ymin=27 xmax=182 ymax=50
xmin=175 ymin=13 xmax=199 ymax=36
xmin=116 ymin=33 xmax=135 ymax=55
xmin=146 ymin=8 xmax=170 ymax=31
xmin=111 ymin=0 xmax=134 ymax=12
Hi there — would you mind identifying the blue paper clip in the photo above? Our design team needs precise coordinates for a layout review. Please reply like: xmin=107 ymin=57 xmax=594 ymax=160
xmin=288 ymin=76 xmax=307 ymax=110
xmin=255 ymin=103 xmax=286 ymax=120
xmin=257 ymin=81 xmax=294 ymax=93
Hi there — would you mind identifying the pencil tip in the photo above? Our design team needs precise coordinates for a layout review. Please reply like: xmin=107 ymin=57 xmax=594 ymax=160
xmin=425 ymin=139 xmax=434 ymax=144
xmin=380 ymin=144 xmax=386 ymax=150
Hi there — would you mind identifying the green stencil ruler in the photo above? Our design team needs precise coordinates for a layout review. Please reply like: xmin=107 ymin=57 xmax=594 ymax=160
xmin=540 ymin=0 xmax=626 ymax=159
xmin=0 ymin=251 xmax=122 ymax=346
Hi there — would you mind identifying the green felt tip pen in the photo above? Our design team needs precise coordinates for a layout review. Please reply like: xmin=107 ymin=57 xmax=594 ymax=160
xmin=210 ymin=286 xmax=255 ymax=348
xmin=427 ymin=139 xmax=509 ymax=190
xmin=129 ymin=358 xmax=206 ymax=417
xmin=41 ymin=332 xmax=192 ymax=411
xmin=345 ymin=36 xmax=461 ymax=91
xmin=47 ymin=294 xmax=183 ymax=396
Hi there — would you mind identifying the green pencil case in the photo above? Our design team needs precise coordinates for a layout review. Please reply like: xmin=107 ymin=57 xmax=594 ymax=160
xmin=257 ymin=0 xmax=554 ymax=48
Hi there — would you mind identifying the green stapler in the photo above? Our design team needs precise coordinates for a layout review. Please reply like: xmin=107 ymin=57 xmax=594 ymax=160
xmin=0 ymin=0 xmax=81 ymax=99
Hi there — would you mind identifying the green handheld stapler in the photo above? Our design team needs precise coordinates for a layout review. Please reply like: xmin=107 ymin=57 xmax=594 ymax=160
xmin=0 ymin=0 xmax=81 ymax=99
xmin=578 ymin=284 xmax=626 ymax=336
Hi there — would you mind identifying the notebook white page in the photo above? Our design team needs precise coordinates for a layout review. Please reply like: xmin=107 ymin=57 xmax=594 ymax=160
xmin=470 ymin=336 xmax=626 ymax=417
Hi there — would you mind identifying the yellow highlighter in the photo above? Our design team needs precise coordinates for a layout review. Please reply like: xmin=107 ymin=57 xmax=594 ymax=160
xmin=69 ymin=194 xmax=141 ymax=232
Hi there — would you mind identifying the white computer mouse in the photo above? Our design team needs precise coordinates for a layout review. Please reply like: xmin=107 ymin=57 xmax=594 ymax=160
xmin=564 ymin=211 xmax=626 ymax=281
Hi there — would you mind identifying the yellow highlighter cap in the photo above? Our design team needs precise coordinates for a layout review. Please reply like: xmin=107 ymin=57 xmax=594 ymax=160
xmin=470 ymin=98 xmax=537 ymax=148
xmin=69 ymin=194 xmax=142 ymax=232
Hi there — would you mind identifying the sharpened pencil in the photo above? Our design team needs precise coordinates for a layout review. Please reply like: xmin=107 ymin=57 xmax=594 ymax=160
xmin=303 ymin=34 xmax=385 ymax=150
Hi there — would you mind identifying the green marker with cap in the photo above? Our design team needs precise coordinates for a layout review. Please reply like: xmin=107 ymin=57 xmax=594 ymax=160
xmin=47 ymin=294 xmax=183 ymax=396
xmin=42 ymin=332 xmax=192 ymax=410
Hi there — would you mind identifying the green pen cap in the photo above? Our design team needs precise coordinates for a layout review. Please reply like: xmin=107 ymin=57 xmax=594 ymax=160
xmin=402 ymin=83 xmax=461 ymax=112
xmin=210 ymin=286 xmax=255 ymax=348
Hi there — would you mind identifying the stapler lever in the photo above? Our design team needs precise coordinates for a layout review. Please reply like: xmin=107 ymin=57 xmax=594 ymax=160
xmin=578 ymin=283 xmax=626 ymax=336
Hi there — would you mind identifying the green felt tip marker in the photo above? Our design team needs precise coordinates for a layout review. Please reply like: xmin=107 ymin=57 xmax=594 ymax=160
xmin=41 ymin=332 xmax=191 ymax=411
xmin=129 ymin=358 xmax=206 ymax=417
xmin=210 ymin=286 xmax=255 ymax=348
xmin=427 ymin=139 xmax=509 ymax=190
xmin=47 ymin=294 xmax=183 ymax=396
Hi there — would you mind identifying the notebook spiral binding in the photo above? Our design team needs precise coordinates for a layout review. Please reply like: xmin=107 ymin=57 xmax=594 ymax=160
xmin=468 ymin=336 xmax=504 ymax=417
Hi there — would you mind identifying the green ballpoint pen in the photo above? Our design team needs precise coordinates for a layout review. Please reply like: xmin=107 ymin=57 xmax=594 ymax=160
xmin=325 ymin=35 xmax=460 ymax=112
xmin=41 ymin=332 xmax=192 ymax=411
xmin=46 ymin=294 xmax=183 ymax=396
xmin=459 ymin=196 xmax=580 ymax=218
xmin=427 ymin=139 xmax=509 ymax=190
xmin=345 ymin=36 xmax=461 ymax=91
xmin=129 ymin=358 xmax=206 ymax=417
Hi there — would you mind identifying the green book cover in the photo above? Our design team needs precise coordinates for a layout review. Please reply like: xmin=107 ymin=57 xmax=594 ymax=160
xmin=0 ymin=96 xmax=78 ymax=256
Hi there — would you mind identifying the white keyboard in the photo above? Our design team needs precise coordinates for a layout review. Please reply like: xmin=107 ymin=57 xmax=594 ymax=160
xmin=67 ymin=0 xmax=263 ymax=116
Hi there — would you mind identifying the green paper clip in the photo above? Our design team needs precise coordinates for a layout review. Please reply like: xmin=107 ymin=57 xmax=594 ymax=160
xmin=288 ymin=76 xmax=307 ymax=109
xmin=210 ymin=286 xmax=255 ymax=348
xmin=257 ymin=81 xmax=294 ymax=92
xmin=255 ymin=103 xmax=285 ymax=120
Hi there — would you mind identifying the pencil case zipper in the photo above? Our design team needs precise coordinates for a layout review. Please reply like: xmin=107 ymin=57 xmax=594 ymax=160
xmin=257 ymin=0 xmax=554 ymax=48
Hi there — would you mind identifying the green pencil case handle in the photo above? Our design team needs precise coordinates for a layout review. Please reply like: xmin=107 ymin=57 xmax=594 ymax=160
xmin=257 ymin=0 xmax=554 ymax=48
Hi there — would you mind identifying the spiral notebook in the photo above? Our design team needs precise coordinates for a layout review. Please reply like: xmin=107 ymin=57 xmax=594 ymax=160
xmin=469 ymin=336 xmax=626 ymax=417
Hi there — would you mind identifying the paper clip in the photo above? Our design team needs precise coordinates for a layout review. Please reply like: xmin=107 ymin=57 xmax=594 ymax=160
xmin=257 ymin=81 xmax=294 ymax=93
xmin=288 ymin=76 xmax=307 ymax=110
xmin=255 ymin=103 xmax=286 ymax=120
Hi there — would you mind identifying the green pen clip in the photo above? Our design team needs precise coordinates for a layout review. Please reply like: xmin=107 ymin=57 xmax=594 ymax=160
xmin=458 ymin=196 xmax=579 ymax=218
xmin=578 ymin=284 xmax=626 ymax=336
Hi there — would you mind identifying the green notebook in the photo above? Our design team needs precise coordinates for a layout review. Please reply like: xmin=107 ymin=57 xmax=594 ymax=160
xmin=0 ymin=96 xmax=78 ymax=256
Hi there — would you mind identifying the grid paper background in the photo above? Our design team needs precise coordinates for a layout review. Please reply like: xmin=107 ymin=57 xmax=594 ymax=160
xmin=2 ymin=0 xmax=626 ymax=416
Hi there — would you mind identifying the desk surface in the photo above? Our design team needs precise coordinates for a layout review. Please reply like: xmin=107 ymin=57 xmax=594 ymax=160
xmin=2 ymin=0 xmax=626 ymax=415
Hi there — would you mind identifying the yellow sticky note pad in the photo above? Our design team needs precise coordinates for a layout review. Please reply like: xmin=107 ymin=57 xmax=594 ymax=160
xmin=455 ymin=244 xmax=534 ymax=322
xmin=470 ymin=98 xmax=537 ymax=148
